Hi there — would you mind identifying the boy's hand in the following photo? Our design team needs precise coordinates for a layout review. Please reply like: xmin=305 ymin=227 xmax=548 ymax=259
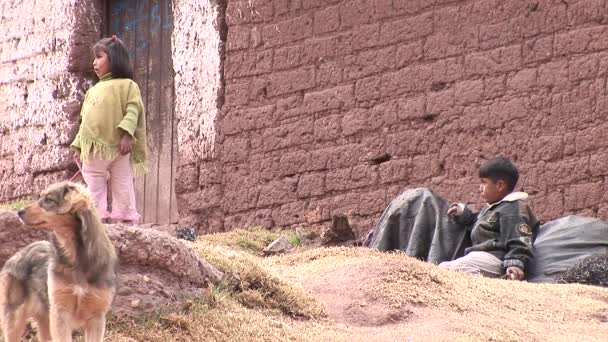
xmin=447 ymin=203 xmax=465 ymax=217
xmin=505 ymin=266 xmax=524 ymax=281
xmin=120 ymin=134 xmax=133 ymax=155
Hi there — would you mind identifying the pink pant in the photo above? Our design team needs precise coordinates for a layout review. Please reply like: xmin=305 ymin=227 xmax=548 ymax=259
xmin=81 ymin=153 xmax=141 ymax=222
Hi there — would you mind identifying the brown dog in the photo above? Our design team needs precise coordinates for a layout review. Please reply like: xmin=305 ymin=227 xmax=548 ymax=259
xmin=0 ymin=182 xmax=117 ymax=342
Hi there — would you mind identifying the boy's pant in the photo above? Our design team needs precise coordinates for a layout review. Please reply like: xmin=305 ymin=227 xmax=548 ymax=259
xmin=81 ymin=153 xmax=141 ymax=222
xmin=438 ymin=251 xmax=504 ymax=278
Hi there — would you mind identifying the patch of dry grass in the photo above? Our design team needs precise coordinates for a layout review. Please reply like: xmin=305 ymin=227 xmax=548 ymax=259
xmin=200 ymin=227 xmax=301 ymax=254
xmin=0 ymin=199 xmax=31 ymax=210
xmin=54 ymin=231 xmax=608 ymax=342
xmin=105 ymin=297 xmax=315 ymax=342
xmin=190 ymin=237 xmax=326 ymax=319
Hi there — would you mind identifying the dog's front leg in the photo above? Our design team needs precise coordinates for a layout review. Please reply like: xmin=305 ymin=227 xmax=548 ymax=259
xmin=84 ymin=316 xmax=106 ymax=342
xmin=1 ymin=307 xmax=28 ymax=342
xmin=33 ymin=313 xmax=52 ymax=342
xmin=50 ymin=310 xmax=72 ymax=342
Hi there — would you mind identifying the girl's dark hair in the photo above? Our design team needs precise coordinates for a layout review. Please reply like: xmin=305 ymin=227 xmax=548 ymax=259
xmin=479 ymin=157 xmax=519 ymax=192
xmin=92 ymin=36 xmax=133 ymax=79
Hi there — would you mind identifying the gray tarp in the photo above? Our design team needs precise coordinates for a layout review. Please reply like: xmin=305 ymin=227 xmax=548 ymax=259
xmin=368 ymin=188 xmax=471 ymax=263
xmin=367 ymin=188 xmax=608 ymax=283
xmin=527 ymin=215 xmax=608 ymax=283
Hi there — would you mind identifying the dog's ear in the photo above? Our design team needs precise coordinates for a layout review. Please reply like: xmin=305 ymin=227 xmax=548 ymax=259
xmin=63 ymin=183 xmax=90 ymax=213
xmin=75 ymin=208 xmax=116 ymax=284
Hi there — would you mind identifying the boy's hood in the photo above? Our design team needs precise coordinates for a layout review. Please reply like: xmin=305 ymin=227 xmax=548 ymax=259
xmin=488 ymin=191 xmax=528 ymax=209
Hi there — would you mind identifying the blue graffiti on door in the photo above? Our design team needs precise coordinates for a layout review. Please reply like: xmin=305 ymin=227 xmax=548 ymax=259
xmin=110 ymin=0 xmax=173 ymax=57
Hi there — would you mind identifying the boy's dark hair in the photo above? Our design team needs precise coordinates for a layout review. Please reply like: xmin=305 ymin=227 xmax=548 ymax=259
xmin=92 ymin=37 xmax=133 ymax=79
xmin=478 ymin=157 xmax=519 ymax=192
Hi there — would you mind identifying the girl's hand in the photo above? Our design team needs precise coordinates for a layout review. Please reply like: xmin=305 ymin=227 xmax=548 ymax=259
xmin=120 ymin=134 xmax=133 ymax=155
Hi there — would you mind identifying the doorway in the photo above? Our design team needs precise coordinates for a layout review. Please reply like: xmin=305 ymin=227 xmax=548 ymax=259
xmin=106 ymin=0 xmax=178 ymax=224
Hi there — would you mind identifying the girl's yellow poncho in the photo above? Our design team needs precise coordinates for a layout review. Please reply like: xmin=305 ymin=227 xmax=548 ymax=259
xmin=70 ymin=73 xmax=147 ymax=175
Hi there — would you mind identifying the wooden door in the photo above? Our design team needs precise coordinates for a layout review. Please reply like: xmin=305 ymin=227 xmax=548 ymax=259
xmin=107 ymin=0 xmax=178 ymax=224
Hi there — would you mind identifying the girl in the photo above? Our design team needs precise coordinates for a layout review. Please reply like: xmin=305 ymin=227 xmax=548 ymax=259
xmin=71 ymin=35 xmax=147 ymax=224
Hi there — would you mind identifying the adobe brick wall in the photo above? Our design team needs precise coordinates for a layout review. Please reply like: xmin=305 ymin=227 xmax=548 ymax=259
xmin=175 ymin=0 xmax=608 ymax=237
xmin=3 ymin=1 xmax=608 ymax=238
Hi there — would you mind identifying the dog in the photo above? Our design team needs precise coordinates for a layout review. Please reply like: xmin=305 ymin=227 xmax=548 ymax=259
xmin=0 ymin=182 xmax=117 ymax=342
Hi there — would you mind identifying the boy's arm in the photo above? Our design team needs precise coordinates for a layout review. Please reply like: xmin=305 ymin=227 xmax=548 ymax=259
xmin=448 ymin=203 xmax=478 ymax=226
xmin=499 ymin=212 xmax=537 ymax=277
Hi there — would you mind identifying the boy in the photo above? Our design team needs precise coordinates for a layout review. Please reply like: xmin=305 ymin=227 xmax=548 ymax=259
xmin=439 ymin=157 xmax=539 ymax=280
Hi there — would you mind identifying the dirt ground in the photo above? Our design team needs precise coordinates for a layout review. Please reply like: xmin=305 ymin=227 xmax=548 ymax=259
xmin=268 ymin=247 xmax=608 ymax=342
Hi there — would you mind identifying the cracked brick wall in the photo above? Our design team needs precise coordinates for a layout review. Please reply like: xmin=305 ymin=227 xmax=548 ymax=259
xmin=176 ymin=0 xmax=608 ymax=237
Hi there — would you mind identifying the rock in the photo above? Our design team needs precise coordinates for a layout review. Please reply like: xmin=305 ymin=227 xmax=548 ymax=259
xmin=321 ymin=214 xmax=357 ymax=246
xmin=295 ymin=226 xmax=317 ymax=241
xmin=263 ymin=236 xmax=292 ymax=256
xmin=0 ymin=210 xmax=224 ymax=317
xmin=117 ymin=286 xmax=134 ymax=296
xmin=176 ymin=227 xmax=196 ymax=241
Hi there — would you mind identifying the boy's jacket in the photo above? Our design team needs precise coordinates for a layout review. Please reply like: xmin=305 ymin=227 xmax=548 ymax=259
xmin=456 ymin=192 xmax=540 ymax=271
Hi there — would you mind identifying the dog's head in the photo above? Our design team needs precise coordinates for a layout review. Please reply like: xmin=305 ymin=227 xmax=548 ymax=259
xmin=18 ymin=182 xmax=94 ymax=229
xmin=18 ymin=182 xmax=117 ymax=285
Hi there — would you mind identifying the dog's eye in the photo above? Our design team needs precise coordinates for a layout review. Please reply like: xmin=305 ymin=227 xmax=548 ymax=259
xmin=42 ymin=197 xmax=55 ymax=205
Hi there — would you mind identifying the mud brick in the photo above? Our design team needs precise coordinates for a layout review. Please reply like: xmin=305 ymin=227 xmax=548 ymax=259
xmin=226 ymin=0 xmax=273 ymax=26
xmin=273 ymin=45 xmax=306 ymax=70
xmin=381 ymin=64 xmax=432 ymax=97
xmin=396 ymin=40 xmax=424 ymax=68
xmin=339 ymin=0 xmax=375 ymax=28
xmin=261 ymin=116 xmax=314 ymax=151
xmin=425 ymin=28 xmax=478 ymax=60
xmin=256 ymin=177 xmax=299 ymax=207
xmin=297 ymin=173 xmax=326 ymax=198
xmin=507 ymin=68 xmax=537 ymax=93
xmin=427 ymin=88 xmax=455 ymax=114
xmin=567 ymin=0 xmax=606 ymax=26
xmin=455 ymin=79 xmax=484 ymax=105
xmin=267 ymin=66 xmax=316 ymax=97
xmin=314 ymin=5 xmax=340 ymax=35
xmin=314 ymin=114 xmax=342 ymax=142
xmin=379 ymin=12 xmax=433 ymax=45
xmin=222 ymin=136 xmax=250 ymax=164
xmin=352 ymin=24 xmax=381 ymax=51
xmin=396 ymin=95 xmax=426 ymax=120
xmin=303 ymin=85 xmax=354 ymax=114
xmin=226 ymin=26 xmax=250 ymax=51
xmin=262 ymin=14 xmax=313 ymax=47
xmin=523 ymin=36 xmax=553 ymax=64
xmin=568 ymin=53 xmax=599 ymax=82
xmin=355 ymin=76 xmax=382 ymax=102
xmin=271 ymin=201 xmax=307 ymax=226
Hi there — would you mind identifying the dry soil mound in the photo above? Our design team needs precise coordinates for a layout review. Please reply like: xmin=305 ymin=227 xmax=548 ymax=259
xmin=270 ymin=247 xmax=608 ymax=342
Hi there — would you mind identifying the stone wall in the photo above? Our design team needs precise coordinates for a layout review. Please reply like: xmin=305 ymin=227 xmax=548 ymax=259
xmin=0 ymin=0 xmax=102 ymax=199
xmin=182 ymin=0 xmax=608 ymax=237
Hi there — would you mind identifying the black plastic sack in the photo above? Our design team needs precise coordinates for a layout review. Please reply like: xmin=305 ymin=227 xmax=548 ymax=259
xmin=368 ymin=188 xmax=471 ymax=264
xmin=527 ymin=215 xmax=608 ymax=283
